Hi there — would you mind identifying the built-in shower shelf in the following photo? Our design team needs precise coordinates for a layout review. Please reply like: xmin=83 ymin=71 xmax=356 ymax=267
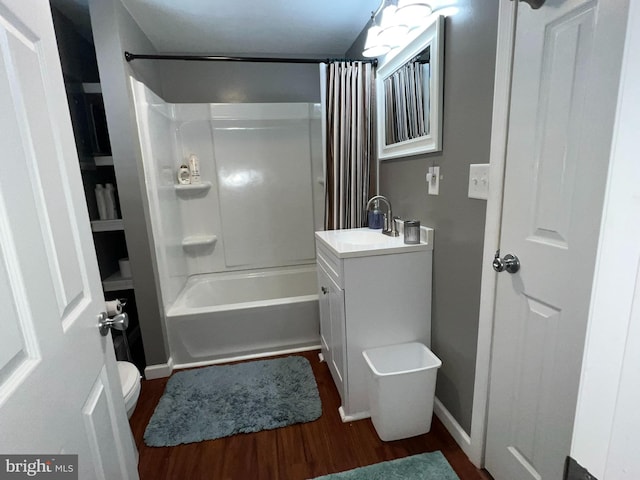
xmin=102 ymin=270 xmax=134 ymax=292
xmin=94 ymin=155 xmax=114 ymax=167
xmin=91 ymin=219 xmax=124 ymax=232
xmin=82 ymin=82 xmax=101 ymax=94
xmin=174 ymin=181 xmax=212 ymax=193
xmin=182 ymin=235 xmax=218 ymax=249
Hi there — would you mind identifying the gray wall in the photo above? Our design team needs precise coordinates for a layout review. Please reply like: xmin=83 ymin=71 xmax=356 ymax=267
xmin=344 ymin=19 xmax=370 ymax=60
xmin=159 ymin=61 xmax=321 ymax=103
xmin=349 ymin=3 xmax=499 ymax=433
xmin=89 ymin=0 xmax=169 ymax=366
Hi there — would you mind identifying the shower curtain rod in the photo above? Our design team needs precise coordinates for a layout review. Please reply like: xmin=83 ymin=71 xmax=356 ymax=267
xmin=124 ymin=51 xmax=377 ymax=65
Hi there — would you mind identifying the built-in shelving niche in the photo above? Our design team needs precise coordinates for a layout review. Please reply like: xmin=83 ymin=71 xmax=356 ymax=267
xmin=53 ymin=7 xmax=145 ymax=372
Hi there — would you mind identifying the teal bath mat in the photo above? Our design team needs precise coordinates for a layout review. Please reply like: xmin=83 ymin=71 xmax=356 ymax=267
xmin=311 ymin=452 xmax=460 ymax=480
xmin=144 ymin=356 xmax=322 ymax=446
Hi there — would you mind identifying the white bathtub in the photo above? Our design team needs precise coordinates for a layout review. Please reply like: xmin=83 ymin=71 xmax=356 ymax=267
xmin=166 ymin=265 xmax=320 ymax=368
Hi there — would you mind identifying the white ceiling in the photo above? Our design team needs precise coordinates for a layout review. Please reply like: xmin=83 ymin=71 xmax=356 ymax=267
xmin=50 ymin=0 xmax=382 ymax=57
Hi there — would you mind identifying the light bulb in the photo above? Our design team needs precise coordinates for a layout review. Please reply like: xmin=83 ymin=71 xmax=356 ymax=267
xmin=378 ymin=24 xmax=409 ymax=48
xmin=363 ymin=44 xmax=392 ymax=58
xmin=377 ymin=3 xmax=409 ymax=49
xmin=362 ymin=24 xmax=391 ymax=58
xmin=379 ymin=4 xmax=398 ymax=29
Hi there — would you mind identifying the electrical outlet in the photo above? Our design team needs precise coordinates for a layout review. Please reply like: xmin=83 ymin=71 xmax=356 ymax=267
xmin=468 ymin=163 xmax=490 ymax=200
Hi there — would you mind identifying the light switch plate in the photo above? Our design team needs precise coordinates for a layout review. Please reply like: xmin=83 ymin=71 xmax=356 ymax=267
xmin=468 ymin=163 xmax=490 ymax=200
xmin=427 ymin=166 xmax=440 ymax=195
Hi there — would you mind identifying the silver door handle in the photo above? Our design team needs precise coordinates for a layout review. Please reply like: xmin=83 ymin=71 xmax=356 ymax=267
xmin=493 ymin=250 xmax=520 ymax=274
xmin=98 ymin=312 xmax=129 ymax=336
xmin=519 ymin=0 xmax=545 ymax=10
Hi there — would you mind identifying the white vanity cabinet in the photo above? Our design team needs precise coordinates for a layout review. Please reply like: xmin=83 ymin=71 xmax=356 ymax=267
xmin=316 ymin=259 xmax=346 ymax=401
xmin=315 ymin=227 xmax=434 ymax=422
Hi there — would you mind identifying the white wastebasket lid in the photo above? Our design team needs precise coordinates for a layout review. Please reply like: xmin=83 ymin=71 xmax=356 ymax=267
xmin=363 ymin=342 xmax=442 ymax=377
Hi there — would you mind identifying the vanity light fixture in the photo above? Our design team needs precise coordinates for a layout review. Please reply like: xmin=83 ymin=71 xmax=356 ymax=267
xmin=362 ymin=12 xmax=391 ymax=58
xmin=396 ymin=0 xmax=433 ymax=27
xmin=396 ymin=0 xmax=433 ymax=20
xmin=378 ymin=1 xmax=409 ymax=48
xmin=361 ymin=0 xmax=434 ymax=58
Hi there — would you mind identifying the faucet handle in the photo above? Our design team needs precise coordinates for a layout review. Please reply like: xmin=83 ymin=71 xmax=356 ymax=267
xmin=382 ymin=214 xmax=400 ymax=237
xmin=393 ymin=216 xmax=404 ymax=234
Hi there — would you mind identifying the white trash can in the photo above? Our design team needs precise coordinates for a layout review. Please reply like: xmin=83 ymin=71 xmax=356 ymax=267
xmin=363 ymin=342 xmax=442 ymax=441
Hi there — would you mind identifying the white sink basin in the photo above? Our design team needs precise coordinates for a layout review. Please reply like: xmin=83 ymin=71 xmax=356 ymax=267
xmin=315 ymin=227 xmax=433 ymax=258
xmin=336 ymin=230 xmax=390 ymax=246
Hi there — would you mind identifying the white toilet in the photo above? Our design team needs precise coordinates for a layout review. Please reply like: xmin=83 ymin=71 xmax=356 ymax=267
xmin=117 ymin=361 xmax=142 ymax=419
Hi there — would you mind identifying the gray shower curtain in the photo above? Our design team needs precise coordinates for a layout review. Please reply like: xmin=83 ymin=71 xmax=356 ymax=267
xmin=324 ymin=61 xmax=375 ymax=230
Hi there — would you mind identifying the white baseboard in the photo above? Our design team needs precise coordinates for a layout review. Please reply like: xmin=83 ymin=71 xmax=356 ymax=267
xmin=434 ymin=397 xmax=472 ymax=458
xmin=144 ymin=357 xmax=174 ymax=379
xmin=338 ymin=406 xmax=370 ymax=423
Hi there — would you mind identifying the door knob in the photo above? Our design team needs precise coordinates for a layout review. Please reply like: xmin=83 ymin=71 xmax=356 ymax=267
xmin=321 ymin=286 xmax=328 ymax=295
xmin=493 ymin=250 xmax=520 ymax=274
xmin=519 ymin=0 xmax=545 ymax=9
xmin=98 ymin=312 xmax=129 ymax=336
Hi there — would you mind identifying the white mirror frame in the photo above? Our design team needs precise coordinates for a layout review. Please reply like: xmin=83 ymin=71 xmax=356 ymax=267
xmin=376 ymin=15 xmax=444 ymax=160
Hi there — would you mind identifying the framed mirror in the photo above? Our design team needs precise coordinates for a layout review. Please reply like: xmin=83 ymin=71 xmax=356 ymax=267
xmin=376 ymin=16 xmax=444 ymax=160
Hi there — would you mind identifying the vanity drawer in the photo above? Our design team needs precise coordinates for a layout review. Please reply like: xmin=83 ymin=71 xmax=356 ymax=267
xmin=316 ymin=243 xmax=343 ymax=289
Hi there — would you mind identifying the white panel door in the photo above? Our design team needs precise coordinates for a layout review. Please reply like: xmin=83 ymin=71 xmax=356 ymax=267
xmin=0 ymin=1 xmax=138 ymax=478
xmin=485 ymin=1 xmax=628 ymax=479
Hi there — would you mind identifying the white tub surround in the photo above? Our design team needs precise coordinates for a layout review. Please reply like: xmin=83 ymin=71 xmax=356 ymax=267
xmin=131 ymin=79 xmax=323 ymax=367
xmin=167 ymin=265 xmax=320 ymax=368
xmin=131 ymin=78 xmax=323 ymax=307
xmin=315 ymin=227 xmax=434 ymax=422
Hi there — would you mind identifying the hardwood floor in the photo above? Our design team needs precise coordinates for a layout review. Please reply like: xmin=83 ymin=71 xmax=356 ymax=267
xmin=130 ymin=351 xmax=492 ymax=480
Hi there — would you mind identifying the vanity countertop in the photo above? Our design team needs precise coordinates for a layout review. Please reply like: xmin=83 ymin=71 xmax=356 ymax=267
xmin=315 ymin=227 xmax=434 ymax=259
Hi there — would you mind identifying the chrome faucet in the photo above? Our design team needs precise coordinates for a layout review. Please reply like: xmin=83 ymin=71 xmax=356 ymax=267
xmin=366 ymin=195 xmax=399 ymax=237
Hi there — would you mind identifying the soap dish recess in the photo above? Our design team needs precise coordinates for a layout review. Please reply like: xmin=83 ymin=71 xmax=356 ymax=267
xmin=174 ymin=181 xmax=212 ymax=193
xmin=182 ymin=235 xmax=217 ymax=249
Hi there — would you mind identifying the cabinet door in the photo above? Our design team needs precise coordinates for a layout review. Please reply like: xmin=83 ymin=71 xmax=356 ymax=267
xmin=317 ymin=263 xmax=332 ymax=358
xmin=328 ymin=273 xmax=346 ymax=401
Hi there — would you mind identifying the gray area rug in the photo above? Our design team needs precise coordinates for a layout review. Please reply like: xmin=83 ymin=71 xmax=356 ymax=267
xmin=144 ymin=356 xmax=322 ymax=447
xmin=310 ymin=452 xmax=460 ymax=480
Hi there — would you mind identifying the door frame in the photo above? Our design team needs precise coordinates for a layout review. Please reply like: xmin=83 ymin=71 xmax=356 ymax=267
xmin=466 ymin=0 xmax=517 ymax=467
xmin=469 ymin=0 xmax=638 ymax=471
xmin=569 ymin=1 xmax=640 ymax=476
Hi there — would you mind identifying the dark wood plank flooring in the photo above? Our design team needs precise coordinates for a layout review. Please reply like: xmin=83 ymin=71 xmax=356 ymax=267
xmin=130 ymin=351 xmax=492 ymax=480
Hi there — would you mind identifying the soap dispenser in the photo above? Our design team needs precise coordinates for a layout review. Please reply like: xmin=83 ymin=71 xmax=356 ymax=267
xmin=188 ymin=154 xmax=201 ymax=184
xmin=368 ymin=200 xmax=384 ymax=229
